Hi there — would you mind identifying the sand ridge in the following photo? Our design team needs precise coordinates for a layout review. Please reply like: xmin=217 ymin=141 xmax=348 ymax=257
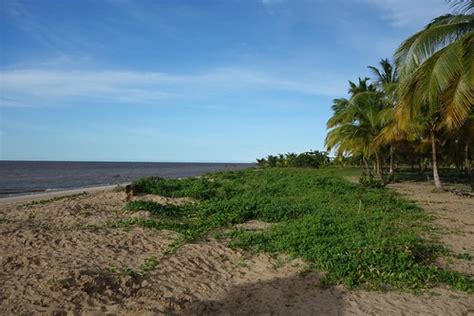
xmin=0 ymin=185 xmax=473 ymax=315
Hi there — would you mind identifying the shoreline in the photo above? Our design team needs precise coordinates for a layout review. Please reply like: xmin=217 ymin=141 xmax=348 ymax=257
xmin=0 ymin=184 xmax=121 ymax=206
xmin=0 ymin=162 xmax=254 ymax=206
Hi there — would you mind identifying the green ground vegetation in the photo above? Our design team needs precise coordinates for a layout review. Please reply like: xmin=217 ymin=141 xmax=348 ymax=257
xmin=111 ymin=167 xmax=473 ymax=292
xmin=256 ymin=150 xmax=330 ymax=168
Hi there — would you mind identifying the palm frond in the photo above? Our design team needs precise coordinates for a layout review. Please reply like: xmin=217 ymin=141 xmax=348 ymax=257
xmin=447 ymin=0 xmax=474 ymax=14
xmin=395 ymin=15 xmax=473 ymax=79
xmin=398 ymin=31 xmax=473 ymax=129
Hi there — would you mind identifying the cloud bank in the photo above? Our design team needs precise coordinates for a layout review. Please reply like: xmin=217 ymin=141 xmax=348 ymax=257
xmin=0 ymin=67 xmax=346 ymax=108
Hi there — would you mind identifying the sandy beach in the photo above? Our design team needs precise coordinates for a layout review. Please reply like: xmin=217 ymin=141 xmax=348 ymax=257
xmin=0 ymin=181 xmax=472 ymax=315
xmin=2 ymin=0 xmax=472 ymax=313
xmin=0 ymin=185 xmax=120 ymax=206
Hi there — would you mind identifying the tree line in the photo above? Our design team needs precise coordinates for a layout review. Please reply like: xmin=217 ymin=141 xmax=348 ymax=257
xmin=325 ymin=0 xmax=473 ymax=191
xmin=256 ymin=150 xmax=330 ymax=168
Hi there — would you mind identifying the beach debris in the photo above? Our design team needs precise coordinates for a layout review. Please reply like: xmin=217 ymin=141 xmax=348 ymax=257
xmin=125 ymin=184 xmax=136 ymax=202
xmin=450 ymin=189 xmax=472 ymax=198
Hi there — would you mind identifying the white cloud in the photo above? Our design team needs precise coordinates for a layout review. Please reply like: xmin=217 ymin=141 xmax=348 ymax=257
xmin=0 ymin=67 xmax=346 ymax=108
xmin=359 ymin=0 xmax=448 ymax=28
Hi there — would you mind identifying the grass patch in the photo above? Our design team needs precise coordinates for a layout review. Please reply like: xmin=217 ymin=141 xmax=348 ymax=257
xmin=23 ymin=192 xmax=88 ymax=206
xmin=454 ymin=253 xmax=473 ymax=261
xmin=140 ymin=255 xmax=159 ymax=272
xmin=28 ymin=211 xmax=36 ymax=221
xmin=133 ymin=176 xmax=221 ymax=200
xmin=124 ymin=200 xmax=190 ymax=218
xmin=113 ymin=184 xmax=126 ymax=192
xmin=113 ymin=167 xmax=473 ymax=292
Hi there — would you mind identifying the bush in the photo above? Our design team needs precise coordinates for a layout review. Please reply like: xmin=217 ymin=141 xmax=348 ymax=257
xmin=359 ymin=174 xmax=386 ymax=189
xmin=124 ymin=200 xmax=189 ymax=218
xmin=132 ymin=176 xmax=220 ymax=200
xmin=256 ymin=150 xmax=330 ymax=168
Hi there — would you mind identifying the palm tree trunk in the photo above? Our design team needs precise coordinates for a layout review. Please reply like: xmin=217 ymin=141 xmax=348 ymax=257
xmin=418 ymin=159 xmax=425 ymax=173
xmin=465 ymin=141 xmax=470 ymax=175
xmin=375 ymin=152 xmax=383 ymax=180
xmin=362 ymin=157 xmax=369 ymax=176
xmin=389 ymin=145 xmax=394 ymax=179
xmin=430 ymin=130 xmax=443 ymax=192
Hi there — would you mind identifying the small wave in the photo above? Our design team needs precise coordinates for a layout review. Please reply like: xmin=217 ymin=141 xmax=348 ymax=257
xmin=45 ymin=188 xmax=60 ymax=192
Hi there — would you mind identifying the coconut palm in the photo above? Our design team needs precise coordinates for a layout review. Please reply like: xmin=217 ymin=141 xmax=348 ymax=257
xmin=394 ymin=1 xmax=474 ymax=191
xmin=368 ymin=58 xmax=398 ymax=88
xmin=368 ymin=58 xmax=399 ymax=178
xmin=326 ymin=79 xmax=389 ymax=179
xmin=348 ymin=77 xmax=377 ymax=95
xmin=456 ymin=115 xmax=474 ymax=174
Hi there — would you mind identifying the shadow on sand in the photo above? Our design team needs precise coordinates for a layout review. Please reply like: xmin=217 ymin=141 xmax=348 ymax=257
xmin=183 ymin=273 xmax=347 ymax=315
xmin=394 ymin=168 xmax=473 ymax=187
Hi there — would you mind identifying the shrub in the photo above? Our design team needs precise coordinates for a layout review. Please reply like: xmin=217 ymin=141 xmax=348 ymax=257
xmin=132 ymin=176 xmax=220 ymax=200
xmin=124 ymin=200 xmax=189 ymax=218
xmin=256 ymin=150 xmax=330 ymax=168
xmin=359 ymin=174 xmax=386 ymax=189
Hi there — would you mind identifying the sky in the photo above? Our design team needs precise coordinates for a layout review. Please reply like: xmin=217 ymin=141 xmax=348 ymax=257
xmin=0 ymin=0 xmax=450 ymax=162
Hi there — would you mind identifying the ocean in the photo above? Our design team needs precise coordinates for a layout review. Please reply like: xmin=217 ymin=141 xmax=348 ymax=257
xmin=0 ymin=161 xmax=254 ymax=197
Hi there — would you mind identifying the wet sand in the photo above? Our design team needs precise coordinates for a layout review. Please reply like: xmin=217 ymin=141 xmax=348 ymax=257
xmin=0 ymin=185 xmax=120 ymax=206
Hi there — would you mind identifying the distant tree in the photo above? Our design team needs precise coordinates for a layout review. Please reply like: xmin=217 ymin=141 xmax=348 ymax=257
xmin=256 ymin=151 xmax=329 ymax=168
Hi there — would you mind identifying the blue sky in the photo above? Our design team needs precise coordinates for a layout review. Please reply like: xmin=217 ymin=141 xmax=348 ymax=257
xmin=0 ymin=0 xmax=449 ymax=162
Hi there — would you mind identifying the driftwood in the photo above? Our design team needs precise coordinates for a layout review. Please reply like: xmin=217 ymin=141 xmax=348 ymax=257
xmin=450 ymin=188 xmax=472 ymax=198
xmin=125 ymin=184 xmax=136 ymax=201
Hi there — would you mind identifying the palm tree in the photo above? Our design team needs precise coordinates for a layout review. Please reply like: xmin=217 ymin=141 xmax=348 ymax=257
xmin=394 ymin=1 xmax=474 ymax=191
xmin=348 ymin=77 xmax=377 ymax=95
xmin=368 ymin=58 xmax=399 ymax=179
xmin=326 ymin=79 xmax=388 ymax=179
xmin=457 ymin=115 xmax=474 ymax=174
xmin=368 ymin=58 xmax=398 ymax=87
